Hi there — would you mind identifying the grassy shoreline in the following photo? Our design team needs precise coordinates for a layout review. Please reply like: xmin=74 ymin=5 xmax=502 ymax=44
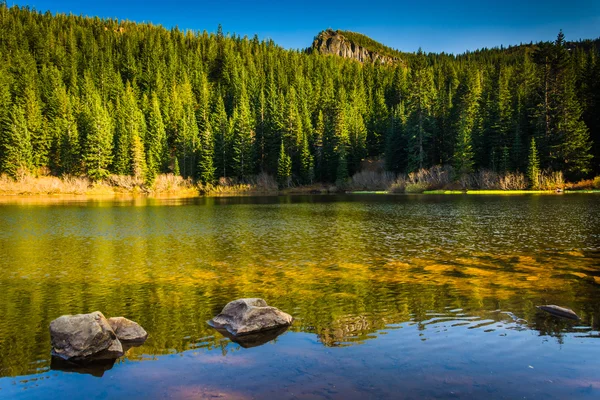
xmin=1 ymin=172 xmax=599 ymax=200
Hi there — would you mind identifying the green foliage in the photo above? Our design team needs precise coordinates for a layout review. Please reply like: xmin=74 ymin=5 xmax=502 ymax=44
xmin=1 ymin=104 xmax=33 ymax=177
xmin=0 ymin=6 xmax=598 ymax=184
xmin=82 ymin=89 xmax=114 ymax=181
xmin=145 ymin=93 xmax=167 ymax=181
xmin=406 ymin=50 xmax=435 ymax=171
xmin=299 ymin=132 xmax=314 ymax=184
xmin=335 ymin=144 xmax=349 ymax=186
xmin=528 ymin=137 xmax=541 ymax=189
xmin=453 ymin=67 xmax=481 ymax=175
xmin=277 ymin=141 xmax=291 ymax=187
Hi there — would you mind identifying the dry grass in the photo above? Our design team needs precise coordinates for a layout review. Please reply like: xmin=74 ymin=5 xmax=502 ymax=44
xmin=565 ymin=176 xmax=600 ymax=191
xmin=348 ymin=171 xmax=395 ymax=191
xmin=499 ymin=172 xmax=527 ymax=190
xmin=106 ymin=174 xmax=146 ymax=192
xmin=151 ymin=173 xmax=196 ymax=195
xmin=387 ymin=165 xmax=453 ymax=193
xmin=537 ymin=171 xmax=564 ymax=190
xmin=0 ymin=173 xmax=91 ymax=195
xmin=0 ymin=172 xmax=197 ymax=196
xmin=198 ymin=173 xmax=278 ymax=196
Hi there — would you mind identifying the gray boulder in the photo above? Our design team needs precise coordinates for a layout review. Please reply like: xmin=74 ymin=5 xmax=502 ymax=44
xmin=50 ymin=311 xmax=123 ymax=360
xmin=209 ymin=298 xmax=293 ymax=336
xmin=108 ymin=317 xmax=148 ymax=342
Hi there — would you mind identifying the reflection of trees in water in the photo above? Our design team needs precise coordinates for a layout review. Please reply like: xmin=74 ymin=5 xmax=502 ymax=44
xmin=1 ymin=196 xmax=599 ymax=376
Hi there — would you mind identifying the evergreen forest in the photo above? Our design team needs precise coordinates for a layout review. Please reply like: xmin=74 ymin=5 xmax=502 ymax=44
xmin=1 ymin=4 xmax=599 ymax=189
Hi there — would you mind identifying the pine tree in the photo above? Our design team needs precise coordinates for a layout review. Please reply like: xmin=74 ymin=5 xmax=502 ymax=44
xmin=21 ymin=83 xmax=48 ymax=170
xmin=405 ymin=50 xmax=436 ymax=171
xmin=313 ymin=110 xmax=325 ymax=182
xmin=113 ymin=83 xmax=147 ymax=178
xmin=212 ymin=93 xmax=229 ymax=179
xmin=528 ymin=137 xmax=540 ymax=189
xmin=230 ymin=87 xmax=254 ymax=181
xmin=130 ymin=129 xmax=147 ymax=181
xmin=453 ymin=67 xmax=482 ymax=176
xmin=299 ymin=131 xmax=314 ymax=184
xmin=277 ymin=140 xmax=291 ymax=187
xmin=145 ymin=92 xmax=167 ymax=181
xmin=556 ymin=58 xmax=593 ymax=177
xmin=1 ymin=104 xmax=33 ymax=177
xmin=335 ymin=144 xmax=349 ymax=187
xmin=368 ymin=87 xmax=388 ymax=156
xmin=82 ymin=90 xmax=113 ymax=181
xmin=385 ymin=103 xmax=407 ymax=173
xmin=197 ymin=117 xmax=216 ymax=185
xmin=347 ymin=101 xmax=368 ymax=176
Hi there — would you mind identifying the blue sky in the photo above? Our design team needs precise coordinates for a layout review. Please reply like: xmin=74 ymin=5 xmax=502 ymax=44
xmin=10 ymin=0 xmax=600 ymax=54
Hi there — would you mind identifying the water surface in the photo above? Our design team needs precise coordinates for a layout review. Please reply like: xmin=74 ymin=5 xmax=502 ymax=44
xmin=0 ymin=194 xmax=599 ymax=399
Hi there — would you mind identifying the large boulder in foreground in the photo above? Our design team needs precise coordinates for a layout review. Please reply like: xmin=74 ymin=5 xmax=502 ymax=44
xmin=209 ymin=298 xmax=293 ymax=336
xmin=50 ymin=311 xmax=123 ymax=360
xmin=108 ymin=317 xmax=148 ymax=342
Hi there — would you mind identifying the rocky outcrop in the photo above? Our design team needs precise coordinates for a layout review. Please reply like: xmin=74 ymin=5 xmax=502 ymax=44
xmin=208 ymin=298 xmax=293 ymax=336
xmin=537 ymin=305 xmax=580 ymax=320
xmin=108 ymin=317 xmax=148 ymax=342
xmin=311 ymin=30 xmax=399 ymax=64
xmin=50 ymin=311 xmax=147 ymax=361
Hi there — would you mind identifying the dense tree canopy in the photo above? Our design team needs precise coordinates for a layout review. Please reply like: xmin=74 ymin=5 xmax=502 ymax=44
xmin=0 ymin=5 xmax=598 ymax=184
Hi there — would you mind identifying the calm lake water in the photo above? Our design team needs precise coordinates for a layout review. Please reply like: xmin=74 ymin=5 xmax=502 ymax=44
xmin=0 ymin=194 xmax=599 ymax=399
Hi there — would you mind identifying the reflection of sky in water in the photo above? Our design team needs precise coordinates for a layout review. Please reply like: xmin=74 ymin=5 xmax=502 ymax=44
xmin=4 ymin=320 xmax=600 ymax=399
xmin=0 ymin=194 xmax=599 ymax=398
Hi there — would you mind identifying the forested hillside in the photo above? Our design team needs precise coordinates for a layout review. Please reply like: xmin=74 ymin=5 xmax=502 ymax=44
xmin=0 ymin=4 xmax=598 ymax=189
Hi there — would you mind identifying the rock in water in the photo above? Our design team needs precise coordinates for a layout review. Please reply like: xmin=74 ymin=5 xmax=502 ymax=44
xmin=209 ymin=298 xmax=293 ymax=335
xmin=108 ymin=317 xmax=148 ymax=342
xmin=537 ymin=305 xmax=580 ymax=320
xmin=50 ymin=311 xmax=124 ymax=360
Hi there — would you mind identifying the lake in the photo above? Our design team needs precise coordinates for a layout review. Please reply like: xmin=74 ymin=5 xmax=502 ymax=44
xmin=0 ymin=194 xmax=599 ymax=399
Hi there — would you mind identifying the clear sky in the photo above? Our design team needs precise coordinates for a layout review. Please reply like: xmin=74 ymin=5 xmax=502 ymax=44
xmin=10 ymin=0 xmax=600 ymax=54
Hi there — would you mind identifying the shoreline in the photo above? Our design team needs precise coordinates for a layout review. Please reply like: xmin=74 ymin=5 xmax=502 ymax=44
xmin=0 ymin=189 xmax=598 ymax=204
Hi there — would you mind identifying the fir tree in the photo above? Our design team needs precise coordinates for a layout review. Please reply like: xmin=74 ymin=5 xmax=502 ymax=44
xmin=82 ymin=90 xmax=113 ymax=181
xmin=1 ymin=104 xmax=33 ymax=177
xmin=528 ymin=137 xmax=541 ymax=189
xmin=145 ymin=92 xmax=167 ymax=181
xmin=230 ymin=87 xmax=254 ymax=181
xmin=277 ymin=140 xmax=291 ymax=187
xmin=405 ymin=50 xmax=436 ymax=171
xmin=299 ymin=132 xmax=314 ymax=184
xmin=453 ymin=67 xmax=482 ymax=175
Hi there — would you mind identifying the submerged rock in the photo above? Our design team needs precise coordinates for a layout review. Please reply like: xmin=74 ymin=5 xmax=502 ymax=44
xmin=537 ymin=305 xmax=580 ymax=320
xmin=50 ymin=311 xmax=123 ymax=360
xmin=108 ymin=317 xmax=148 ymax=342
xmin=209 ymin=298 xmax=293 ymax=336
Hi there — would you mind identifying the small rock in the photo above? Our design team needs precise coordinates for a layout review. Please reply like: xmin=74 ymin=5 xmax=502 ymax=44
xmin=209 ymin=298 xmax=293 ymax=336
xmin=50 ymin=311 xmax=123 ymax=360
xmin=108 ymin=317 xmax=148 ymax=342
xmin=537 ymin=305 xmax=580 ymax=320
